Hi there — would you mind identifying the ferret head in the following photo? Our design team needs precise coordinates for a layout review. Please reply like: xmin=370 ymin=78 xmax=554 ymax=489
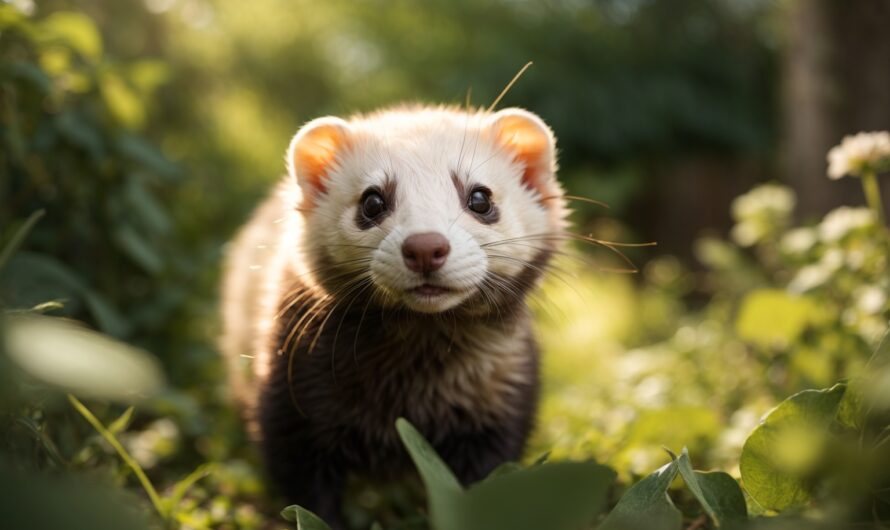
xmin=287 ymin=105 xmax=567 ymax=315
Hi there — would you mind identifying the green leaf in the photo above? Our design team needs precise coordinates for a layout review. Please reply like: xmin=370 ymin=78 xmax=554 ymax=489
xmin=39 ymin=12 xmax=103 ymax=60
xmin=462 ymin=461 xmax=615 ymax=530
xmin=0 ymin=460 xmax=152 ymax=530
xmin=123 ymin=174 xmax=172 ymax=235
xmin=735 ymin=289 xmax=824 ymax=349
xmin=740 ymin=384 xmax=846 ymax=512
xmin=484 ymin=461 xmax=523 ymax=479
xmin=107 ymin=406 xmax=135 ymax=435
xmin=56 ymin=110 xmax=104 ymax=161
xmin=115 ymin=134 xmax=180 ymax=180
xmin=839 ymin=329 xmax=890 ymax=430
xmin=101 ymin=71 xmax=145 ymax=129
xmin=167 ymin=464 xmax=213 ymax=518
xmin=281 ymin=505 xmax=332 ymax=530
xmin=677 ymin=448 xmax=747 ymax=526
xmin=532 ymin=451 xmax=551 ymax=466
xmin=395 ymin=418 xmax=463 ymax=528
xmin=397 ymin=418 xmax=615 ymax=530
xmin=598 ymin=459 xmax=681 ymax=530
xmin=0 ymin=209 xmax=43 ymax=274
xmin=4 ymin=314 xmax=164 ymax=402
xmin=1 ymin=252 xmax=130 ymax=337
xmin=112 ymin=224 xmax=164 ymax=274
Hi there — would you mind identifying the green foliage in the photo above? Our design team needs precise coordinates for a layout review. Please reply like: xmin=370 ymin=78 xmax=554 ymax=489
xmin=281 ymin=505 xmax=332 ymax=530
xmin=289 ymin=420 xmax=756 ymax=530
xmin=677 ymin=450 xmax=747 ymax=526
xmin=740 ymin=385 xmax=846 ymax=512
xmin=735 ymin=289 xmax=825 ymax=350
xmin=2 ymin=2 xmax=889 ymax=530
xmin=598 ymin=459 xmax=681 ymax=530
xmin=396 ymin=419 xmax=615 ymax=530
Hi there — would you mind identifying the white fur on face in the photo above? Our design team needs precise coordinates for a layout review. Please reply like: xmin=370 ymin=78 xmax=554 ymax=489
xmin=299 ymin=107 xmax=560 ymax=314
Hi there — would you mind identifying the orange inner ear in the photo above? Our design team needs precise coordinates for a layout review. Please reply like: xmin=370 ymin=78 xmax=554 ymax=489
xmin=292 ymin=124 xmax=349 ymax=196
xmin=494 ymin=115 xmax=551 ymax=190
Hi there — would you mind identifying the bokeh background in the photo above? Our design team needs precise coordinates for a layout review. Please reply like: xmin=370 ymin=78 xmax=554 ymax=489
xmin=2 ymin=0 xmax=890 ymax=529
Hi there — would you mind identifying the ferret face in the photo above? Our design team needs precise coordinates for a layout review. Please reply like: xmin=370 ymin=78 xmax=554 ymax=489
xmin=288 ymin=106 xmax=566 ymax=314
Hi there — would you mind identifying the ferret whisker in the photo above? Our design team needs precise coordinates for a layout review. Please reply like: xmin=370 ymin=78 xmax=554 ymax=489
xmin=291 ymin=274 xmax=372 ymax=352
xmin=539 ymin=194 xmax=610 ymax=209
xmin=331 ymin=280 xmax=376 ymax=363
xmin=352 ymin=287 xmax=377 ymax=365
xmin=274 ymin=264 xmax=372 ymax=319
xmin=485 ymin=252 xmax=573 ymax=283
xmin=322 ymin=243 xmax=378 ymax=251
xmin=308 ymin=274 xmax=374 ymax=355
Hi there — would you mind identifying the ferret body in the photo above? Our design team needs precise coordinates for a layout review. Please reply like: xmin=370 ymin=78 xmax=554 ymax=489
xmin=220 ymin=105 xmax=567 ymax=525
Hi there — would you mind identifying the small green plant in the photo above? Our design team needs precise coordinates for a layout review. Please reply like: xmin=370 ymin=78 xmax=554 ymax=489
xmin=283 ymin=419 xmax=749 ymax=530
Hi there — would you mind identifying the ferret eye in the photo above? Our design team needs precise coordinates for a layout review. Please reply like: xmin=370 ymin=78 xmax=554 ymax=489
xmin=467 ymin=188 xmax=492 ymax=214
xmin=361 ymin=190 xmax=387 ymax=219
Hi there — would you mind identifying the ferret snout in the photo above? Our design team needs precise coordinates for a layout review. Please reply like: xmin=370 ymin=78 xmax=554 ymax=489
xmin=401 ymin=232 xmax=450 ymax=275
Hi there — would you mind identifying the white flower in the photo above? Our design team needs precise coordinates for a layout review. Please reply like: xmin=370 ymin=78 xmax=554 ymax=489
xmin=730 ymin=184 xmax=795 ymax=246
xmin=855 ymin=286 xmax=887 ymax=315
xmin=780 ymin=227 xmax=818 ymax=255
xmin=788 ymin=264 xmax=832 ymax=293
xmin=731 ymin=184 xmax=795 ymax=221
xmin=123 ymin=418 xmax=179 ymax=469
xmin=818 ymin=206 xmax=875 ymax=242
xmin=827 ymin=131 xmax=890 ymax=179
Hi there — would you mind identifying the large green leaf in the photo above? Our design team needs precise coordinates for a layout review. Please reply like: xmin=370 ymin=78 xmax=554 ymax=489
xmin=397 ymin=418 xmax=615 ymax=530
xmin=395 ymin=419 xmax=464 ymax=529
xmin=598 ymin=459 xmax=681 ymax=530
xmin=838 ymin=329 xmax=890 ymax=432
xmin=3 ymin=314 xmax=164 ymax=402
xmin=462 ymin=461 xmax=615 ymax=530
xmin=0 ymin=459 xmax=151 ymax=530
xmin=677 ymin=449 xmax=747 ymax=526
xmin=740 ymin=384 xmax=846 ymax=512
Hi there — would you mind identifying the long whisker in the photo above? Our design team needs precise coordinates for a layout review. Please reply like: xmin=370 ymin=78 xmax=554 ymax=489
xmin=488 ymin=61 xmax=533 ymax=112
xmin=540 ymin=194 xmax=611 ymax=209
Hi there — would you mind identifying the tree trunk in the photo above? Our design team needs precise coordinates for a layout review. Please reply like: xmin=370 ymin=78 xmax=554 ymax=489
xmin=783 ymin=0 xmax=890 ymax=221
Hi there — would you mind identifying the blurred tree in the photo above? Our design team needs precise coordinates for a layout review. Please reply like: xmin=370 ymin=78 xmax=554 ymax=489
xmin=783 ymin=0 xmax=890 ymax=220
xmin=38 ymin=0 xmax=781 ymax=258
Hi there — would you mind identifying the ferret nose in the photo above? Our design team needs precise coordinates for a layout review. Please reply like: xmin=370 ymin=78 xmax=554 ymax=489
xmin=402 ymin=232 xmax=450 ymax=274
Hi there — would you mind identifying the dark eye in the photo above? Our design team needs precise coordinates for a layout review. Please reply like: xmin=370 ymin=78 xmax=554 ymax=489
xmin=361 ymin=190 xmax=387 ymax=219
xmin=467 ymin=188 xmax=492 ymax=214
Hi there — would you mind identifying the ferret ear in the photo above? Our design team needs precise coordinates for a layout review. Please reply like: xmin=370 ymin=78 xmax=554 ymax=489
xmin=487 ymin=108 xmax=557 ymax=194
xmin=287 ymin=117 xmax=351 ymax=205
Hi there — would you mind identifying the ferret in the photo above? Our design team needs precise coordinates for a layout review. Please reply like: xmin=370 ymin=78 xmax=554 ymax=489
xmin=220 ymin=105 xmax=567 ymax=526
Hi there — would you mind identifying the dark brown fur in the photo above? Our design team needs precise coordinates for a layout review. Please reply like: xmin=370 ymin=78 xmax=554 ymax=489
xmin=255 ymin=251 xmax=550 ymax=526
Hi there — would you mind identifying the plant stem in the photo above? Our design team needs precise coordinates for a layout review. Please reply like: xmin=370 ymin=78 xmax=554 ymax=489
xmin=68 ymin=394 xmax=167 ymax=520
xmin=861 ymin=169 xmax=886 ymax=226
xmin=0 ymin=209 xmax=44 ymax=274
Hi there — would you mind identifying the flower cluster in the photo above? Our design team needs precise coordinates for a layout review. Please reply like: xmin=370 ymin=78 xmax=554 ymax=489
xmin=826 ymin=131 xmax=890 ymax=179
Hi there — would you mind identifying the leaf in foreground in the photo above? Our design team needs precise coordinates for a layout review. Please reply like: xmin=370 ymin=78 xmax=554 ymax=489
xmin=3 ymin=314 xmax=164 ymax=401
xmin=598 ymin=459 xmax=681 ymax=530
xmin=740 ymin=384 xmax=845 ymax=512
xmin=463 ymin=461 xmax=615 ymax=530
xmin=397 ymin=418 xmax=615 ymax=530
xmin=281 ymin=505 xmax=331 ymax=530
xmin=677 ymin=448 xmax=747 ymax=526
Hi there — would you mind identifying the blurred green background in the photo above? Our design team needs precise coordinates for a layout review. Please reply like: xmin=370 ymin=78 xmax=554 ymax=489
xmin=2 ymin=0 xmax=890 ymax=529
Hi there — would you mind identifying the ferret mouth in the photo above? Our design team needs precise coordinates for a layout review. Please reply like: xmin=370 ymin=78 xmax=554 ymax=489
xmin=408 ymin=283 xmax=453 ymax=297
